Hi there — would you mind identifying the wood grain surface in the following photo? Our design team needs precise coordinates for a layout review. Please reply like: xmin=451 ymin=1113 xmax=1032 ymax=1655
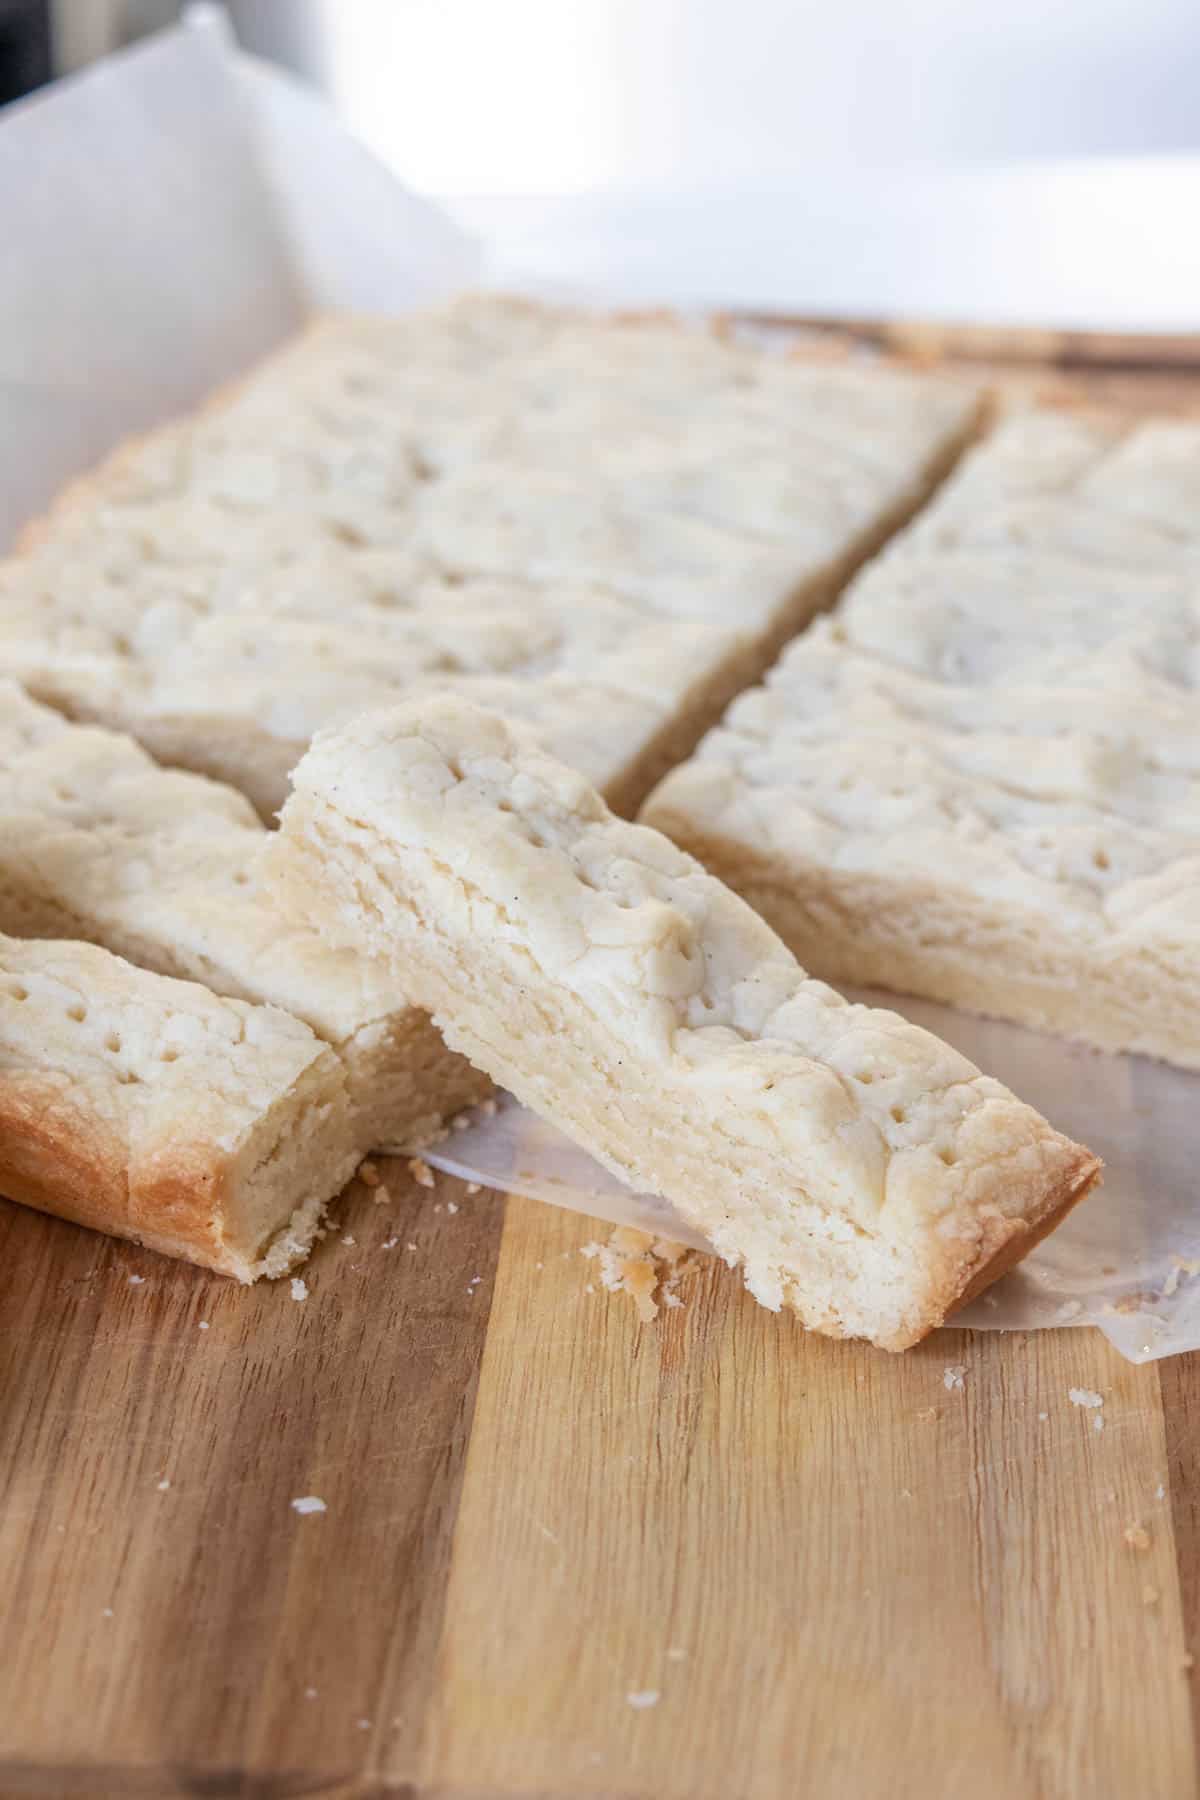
xmin=4 ymin=319 xmax=1200 ymax=1798
xmin=3 ymin=1168 xmax=1199 ymax=1799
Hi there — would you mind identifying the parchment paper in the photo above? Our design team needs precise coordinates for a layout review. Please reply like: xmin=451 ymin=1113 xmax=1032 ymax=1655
xmin=426 ymin=997 xmax=1199 ymax=1364
xmin=1 ymin=11 xmax=1194 ymax=1360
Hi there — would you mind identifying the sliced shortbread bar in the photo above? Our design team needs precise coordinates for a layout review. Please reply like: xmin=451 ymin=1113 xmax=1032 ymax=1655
xmin=3 ymin=295 xmax=980 ymax=817
xmin=0 ymin=682 xmax=486 ymax=1148
xmin=644 ymin=410 xmax=1200 ymax=1067
xmin=903 ymin=411 xmax=1200 ymax=568
xmin=263 ymin=697 xmax=1099 ymax=1350
xmin=0 ymin=934 xmax=362 ymax=1279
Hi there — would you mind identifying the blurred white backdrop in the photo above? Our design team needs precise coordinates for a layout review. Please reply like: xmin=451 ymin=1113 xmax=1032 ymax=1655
xmin=292 ymin=0 xmax=1199 ymax=194
xmin=47 ymin=1 xmax=1200 ymax=325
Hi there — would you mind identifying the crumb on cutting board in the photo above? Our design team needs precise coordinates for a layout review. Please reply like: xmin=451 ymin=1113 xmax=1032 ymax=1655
xmin=408 ymin=1157 xmax=435 ymax=1189
xmin=581 ymin=1227 xmax=694 ymax=1322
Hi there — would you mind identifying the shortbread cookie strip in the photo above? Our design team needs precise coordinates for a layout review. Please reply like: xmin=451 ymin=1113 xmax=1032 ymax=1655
xmin=263 ymin=697 xmax=1099 ymax=1351
xmin=643 ymin=410 xmax=1200 ymax=1065
xmin=0 ymin=934 xmax=361 ymax=1279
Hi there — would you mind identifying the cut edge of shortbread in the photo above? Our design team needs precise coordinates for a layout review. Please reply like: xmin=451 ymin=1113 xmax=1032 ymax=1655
xmin=0 ymin=934 xmax=364 ymax=1280
xmin=263 ymin=695 xmax=1100 ymax=1350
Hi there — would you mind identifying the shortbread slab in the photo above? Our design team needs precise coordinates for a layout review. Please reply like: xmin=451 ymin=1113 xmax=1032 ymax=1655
xmin=0 ymin=934 xmax=362 ymax=1279
xmin=0 ymin=682 xmax=487 ymax=1149
xmin=2 ymin=295 xmax=981 ymax=817
xmin=645 ymin=411 xmax=1200 ymax=1067
xmin=263 ymin=697 xmax=1099 ymax=1350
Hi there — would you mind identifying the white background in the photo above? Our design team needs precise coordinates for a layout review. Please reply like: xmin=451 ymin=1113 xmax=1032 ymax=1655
xmin=56 ymin=1 xmax=1200 ymax=192
xmin=236 ymin=0 xmax=1200 ymax=193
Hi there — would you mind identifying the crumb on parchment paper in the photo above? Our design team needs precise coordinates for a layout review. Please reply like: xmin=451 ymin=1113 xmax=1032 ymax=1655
xmin=581 ymin=1227 xmax=694 ymax=1322
xmin=1161 ymin=1256 xmax=1200 ymax=1300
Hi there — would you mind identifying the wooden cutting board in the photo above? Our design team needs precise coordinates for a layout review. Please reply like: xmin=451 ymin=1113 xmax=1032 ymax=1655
xmin=3 ymin=321 xmax=1200 ymax=1800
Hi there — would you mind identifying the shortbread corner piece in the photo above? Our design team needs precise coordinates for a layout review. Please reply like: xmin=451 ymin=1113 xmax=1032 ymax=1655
xmin=0 ymin=934 xmax=362 ymax=1280
xmin=263 ymin=697 xmax=1100 ymax=1350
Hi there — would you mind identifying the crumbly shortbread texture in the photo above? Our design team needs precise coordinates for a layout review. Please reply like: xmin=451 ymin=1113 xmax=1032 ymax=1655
xmin=644 ymin=410 xmax=1200 ymax=1066
xmin=0 ymin=680 xmax=487 ymax=1155
xmin=2 ymin=294 xmax=980 ymax=816
xmin=0 ymin=934 xmax=364 ymax=1279
xmin=264 ymin=697 xmax=1099 ymax=1350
